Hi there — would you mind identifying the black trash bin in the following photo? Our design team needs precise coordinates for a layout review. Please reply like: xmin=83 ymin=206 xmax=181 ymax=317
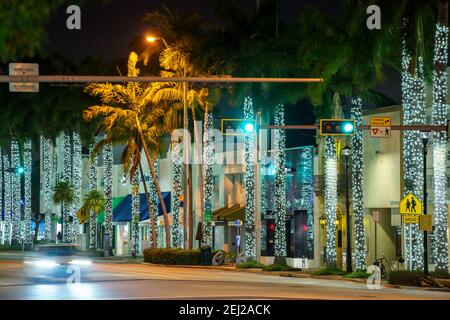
xmin=200 ymin=247 xmax=212 ymax=266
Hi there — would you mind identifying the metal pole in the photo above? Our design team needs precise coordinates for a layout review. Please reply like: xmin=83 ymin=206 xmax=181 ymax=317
xmin=375 ymin=221 xmax=377 ymax=262
xmin=345 ymin=154 xmax=352 ymax=272
xmin=422 ymin=137 xmax=429 ymax=275
xmin=183 ymin=81 xmax=189 ymax=249
xmin=0 ymin=75 xmax=323 ymax=84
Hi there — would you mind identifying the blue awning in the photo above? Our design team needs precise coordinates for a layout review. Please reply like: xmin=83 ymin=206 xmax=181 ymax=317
xmin=113 ymin=192 xmax=171 ymax=223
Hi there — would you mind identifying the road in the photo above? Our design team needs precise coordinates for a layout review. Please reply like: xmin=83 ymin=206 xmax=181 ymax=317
xmin=0 ymin=259 xmax=449 ymax=300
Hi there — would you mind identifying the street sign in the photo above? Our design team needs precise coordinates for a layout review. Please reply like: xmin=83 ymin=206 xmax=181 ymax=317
xmin=403 ymin=215 xmax=419 ymax=224
xmin=400 ymin=193 xmax=422 ymax=215
xmin=370 ymin=117 xmax=391 ymax=138
xmin=419 ymin=215 xmax=433 ymax=232
xmin=9 ymin=63 xmax=39 ymax=92
xmin=227 ymin=220 xmax=242 ymax=227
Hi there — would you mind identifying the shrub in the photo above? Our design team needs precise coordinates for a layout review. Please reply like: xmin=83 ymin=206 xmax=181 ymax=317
xmin=388 ymin=271 xmax=424 ymax=286
xmin=143 ymin=248 xmax=220 ymax=265
xmin=236 ymin=261 xmax=265 ymax=269
xmin=344 ymin=271 xmax=370 ymax=279
xmin=0 ymin=244 xmax=22 ymax=251
xmin=430 ymin=270 xmax=450 ymax=279
xmin=262 ymin=264 xmax=300 ymax=272
xmin=313 ymin=267 xmax=347 ymax=276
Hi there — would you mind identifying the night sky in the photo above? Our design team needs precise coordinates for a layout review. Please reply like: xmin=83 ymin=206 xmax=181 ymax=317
xmin=45 ymin=0 xmax=400 ymax=148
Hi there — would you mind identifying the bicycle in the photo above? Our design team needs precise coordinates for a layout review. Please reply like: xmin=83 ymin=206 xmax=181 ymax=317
xmin=373 ymin=256 xmax=389 ymax=280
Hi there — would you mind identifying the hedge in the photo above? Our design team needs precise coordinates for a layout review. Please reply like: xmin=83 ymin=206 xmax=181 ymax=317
xmin=143 ymin=248 xmax=219 ymax=265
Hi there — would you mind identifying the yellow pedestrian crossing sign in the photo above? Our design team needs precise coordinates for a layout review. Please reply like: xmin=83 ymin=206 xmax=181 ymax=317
xmin=403 ymin=215 xmax=419 ymax=224
xmin=400 ymin=193 xmax=422 ymax=215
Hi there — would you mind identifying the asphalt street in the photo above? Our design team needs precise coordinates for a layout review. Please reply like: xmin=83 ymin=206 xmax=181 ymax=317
xmin=0 ymin=258 xmax=449 ymax=300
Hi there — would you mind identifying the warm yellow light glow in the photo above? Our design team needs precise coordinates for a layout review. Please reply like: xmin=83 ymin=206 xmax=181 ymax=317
xmin=146 ymin=36 xmax=156 ymax=43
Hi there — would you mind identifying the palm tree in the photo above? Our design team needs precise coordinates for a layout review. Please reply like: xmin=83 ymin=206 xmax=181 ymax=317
xmin=84 ymin=51 xmax=171 ymax=248
xmin=77 ymin=190 xmax=105 ymax=240
xmin=53 ymin=180 xmax=75 ymax=242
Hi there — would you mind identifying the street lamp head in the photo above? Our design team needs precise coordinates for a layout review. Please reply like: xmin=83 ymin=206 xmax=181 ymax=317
xmin=342 ymin=146 xmax=351 ymax=157
xmin=146 ymin=36 xmax=158 ymax=43
xmin=244 ymin=122 xmax=254 ymax=133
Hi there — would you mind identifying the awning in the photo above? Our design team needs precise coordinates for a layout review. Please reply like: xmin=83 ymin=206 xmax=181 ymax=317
xmin=96 ymin=196 xmax=125 ymax=223
xmin=112 ymin=192 xmax=171 ymax=223
xmin=213 ymin=204 xmax=245 ymax=221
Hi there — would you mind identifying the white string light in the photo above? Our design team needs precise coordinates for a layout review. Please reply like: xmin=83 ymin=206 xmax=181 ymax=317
xmin=202 ymin=112 xmax=214 ymax=248
xmin=243 ymin=97 xmax=256 ymax=258
xmin=351 ymin=98 xmax=366 ymax=270
xmin=42 ymin=137 xmax=53 ymax=241
xmin=63 ymin=131 xmax=72 ymax=242
xmin=171 ymin=142 xmax=182 ymax=248
xmin=274 ymin=104 xmax=287 ymax=257
xmin=431 ymin=24 xmax=449 ymax=272
xmin=149 ymin=160 xmax=159 ymax=248
xmin=0 ymin=147 xmax=2 ymax=243
xmin=23 ymin=139 xmax=32 ymax=246
xmin=11 ymin=139 xmax=21 ymax=243
xmin=131 ymin=161 xmax=140 ymax=254
xmin=88 ymin=141 xmax=98 ymax=249
xmin=103 ymin=141 xmax=113 ymax=247
xmin=324 ymin=136 xmax=337 ymax=267
xmin=72 ymin=130 xmax=82 ymax=243
xmin=2 ymin=153 xmax=12 ymax=245
xmin=401 ymin=22 xmax=425 ymax=270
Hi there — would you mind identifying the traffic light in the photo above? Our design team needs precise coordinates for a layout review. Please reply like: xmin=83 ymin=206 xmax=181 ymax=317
xmin=319 ymin=119 xmax=356 ymax=136
xmin=16 ymin=166 xmax=25 ymax=174
xmin=221 ymin=119 xmax=256 ymax=136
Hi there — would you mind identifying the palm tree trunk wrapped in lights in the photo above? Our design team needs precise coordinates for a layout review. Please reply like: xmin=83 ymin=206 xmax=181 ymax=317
xmin=274 ymin=104 xmax=287 ymax=259
xmin=431 ymin=16 xmax=449 ymax=272
xmin=11 ymin=139 xmax=21 ymax=243
xmin=401 ymin=23 xmax=425 ymax=270
xmin=324 ymin=136 xmax=337 ymax=267
xmin=42 ymin=137 xmax=53 ymax=241
xmin=88 ymin=142 xmax=98 ymax=249
xmin=131 ymin=165 xmax=140 ymax=254
xmin=72 ymin=130 xmax=82 ymax=243
xmin=350 ymin=98 xmax=366 ymax=270
xmin=243 ymin=97 xmax=256 ymax=258
xmin=0 ymin=147 xmax=3 ymax=243
xmin=171 ymin=142 xmax=183 ymax=248
xmin=103 ymin=141 xmax=114 ymax=248
xmin=2 ymin=153 xmax=12 ymax=245
xmin=63 ymin=131 xmax=73 ymax=242
xmin=148 ymin=160 xmax=159 ymax=248
xmin=202 ymin=112 xmax=214 ymax=249
xmin=23 ymin=139 xmax=33 ymax=246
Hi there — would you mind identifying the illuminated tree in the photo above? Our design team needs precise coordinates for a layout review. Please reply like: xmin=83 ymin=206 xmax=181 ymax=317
xmin=23 ymin=139 xmax=33 ymax=246
xmin=431 ymin=2 xmax=449 ymax=272
xmin=274 ymin=104 xmax=286 ymax=259
xmin=10 ymin=139 xmax=21 ymax=244
xmin=171 ymin=141 xmax=183 ymax=248
xmin=324 ymin=136 xmax=337 ymax=267
xmin=72 ymin=130 xmax=82 ymax=243
xmin=2 ymin=153 xmax=11 ymax=245
xmin=202 ymin=112 xmax=214 ymax=249
xmin=131 ymin=164 xmax=140 ymax=254
xmin=103 ymin=141 xmax=113 ymax=248
xmin=42 ymin=137 xmax=53 ymax=241
xmin=88 ymin=142 xmax=98 ymax=249
xmin=243 ymin=97 xmax=256 ymax=258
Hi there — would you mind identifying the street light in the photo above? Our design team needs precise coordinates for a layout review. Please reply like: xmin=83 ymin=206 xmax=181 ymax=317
xmin=146 ymin=35 xmax=169 ymax=49
xmin=342 ymin=145 xmax=352 ymax=273
xmin=421 ymin=131 xmax=430 ymax=275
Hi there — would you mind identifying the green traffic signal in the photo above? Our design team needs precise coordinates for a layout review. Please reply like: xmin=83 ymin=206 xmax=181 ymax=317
xmin=320 ymin=119 xmax=356 ymax=136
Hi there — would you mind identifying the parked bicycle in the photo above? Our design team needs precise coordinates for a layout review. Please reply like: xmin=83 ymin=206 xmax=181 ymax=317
xmin=373 ymin=255 xmax=389 ymax=280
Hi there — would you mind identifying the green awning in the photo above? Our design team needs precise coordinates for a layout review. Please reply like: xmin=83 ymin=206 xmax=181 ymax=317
xmin=96 ymin=196 xmax=126 ymax=223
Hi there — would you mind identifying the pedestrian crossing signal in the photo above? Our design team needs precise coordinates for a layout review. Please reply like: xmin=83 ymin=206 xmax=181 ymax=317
xmin=319 ymin=119 xmax=356 ymax=136
xmin=400 ymin=193 xmax=422 ymax=215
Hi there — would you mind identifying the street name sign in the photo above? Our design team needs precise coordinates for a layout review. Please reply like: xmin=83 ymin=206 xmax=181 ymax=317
xmin=403 ymin=215 xmax=419 ymax=224
xmin=419 ymin=215 xmax=433 ymax=232
xmin=400 ymin=193 xmax=422 ymax=215
xmin=9 ymin=63 xmax=39 ymax=92
xmin=370 ymin=116 xmax=391 ymax=138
